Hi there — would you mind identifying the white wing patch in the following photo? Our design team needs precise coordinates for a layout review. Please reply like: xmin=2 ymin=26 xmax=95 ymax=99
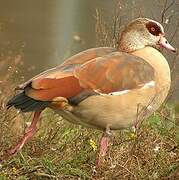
xmin=107 ymin=81 xmax=155 ymax=96
xmin=109 ymin=90 xmax=130 ymax=95
xmin=141 ymin=81 xmax=155 ymax=89
xmin=95 ymin=80 xmax=155 ymax=96
xmin=95 ymin=89 xmax=131 ymax=96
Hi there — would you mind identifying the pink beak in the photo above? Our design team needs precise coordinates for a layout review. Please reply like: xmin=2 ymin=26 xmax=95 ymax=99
xmin=159 ymin=36 xmax=176 ymax=52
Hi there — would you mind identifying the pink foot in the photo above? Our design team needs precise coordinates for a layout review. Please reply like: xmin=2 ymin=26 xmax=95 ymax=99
xmin=7 ymin=126 xmax=36 ymax=156
xmin=96 ymin=132 xmax=111 ymax=166
xmin=1 ymin=111 xmax=41 ymax=161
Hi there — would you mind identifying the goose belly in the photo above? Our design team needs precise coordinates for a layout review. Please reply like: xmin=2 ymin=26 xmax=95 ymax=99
xmin=66 ymin=85 xmax=170 ymax=130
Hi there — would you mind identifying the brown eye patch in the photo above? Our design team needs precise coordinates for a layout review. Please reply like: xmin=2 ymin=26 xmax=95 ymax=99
xmin=146 ymin=22 xmax=162 ymax=36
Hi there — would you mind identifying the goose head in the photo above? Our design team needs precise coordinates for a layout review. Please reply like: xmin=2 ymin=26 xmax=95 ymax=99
xmin=119 ymin=18 xmax=176 ymax=53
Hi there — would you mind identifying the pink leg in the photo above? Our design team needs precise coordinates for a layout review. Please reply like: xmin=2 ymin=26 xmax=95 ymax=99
xmin=96 ymin=131 xmax=111 ymax=166
xmin=4 ymin=111 xmax=41 ymax=160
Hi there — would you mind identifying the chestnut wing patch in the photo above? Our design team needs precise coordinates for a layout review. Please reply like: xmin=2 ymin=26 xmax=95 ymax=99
xmin=74 ymin=52 xmax=155 ymax=94
xmin=17 ymin=47 xmax=115 ymax=90
xmin=26 ymin=76 xmax=84 ymax=101
xmin=23 ymin=47 xmax=116 ymax=101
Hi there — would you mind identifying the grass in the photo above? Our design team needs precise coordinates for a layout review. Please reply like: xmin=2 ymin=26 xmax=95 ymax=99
xmin=0 ymin=104 xmax=179 ymax=179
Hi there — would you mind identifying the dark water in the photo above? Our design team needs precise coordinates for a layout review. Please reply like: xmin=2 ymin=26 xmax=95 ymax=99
xmin=0 ymin=0 xmax=179 ymax=97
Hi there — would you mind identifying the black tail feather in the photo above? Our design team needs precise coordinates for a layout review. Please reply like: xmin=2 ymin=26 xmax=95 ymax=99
xmin=7 ymin=92 xmax=50 ymax=112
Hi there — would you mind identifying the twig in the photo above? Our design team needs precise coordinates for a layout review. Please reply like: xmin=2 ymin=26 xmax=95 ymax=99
xmin=117 ymin=162 xmax=138 ymax=180
xmin=161 ymin=0 xmax=175 ymax=23
xmin=156 ymin=110 xmax=179 ymax=127
xmin=170 ymin=21 xmax=179 ymax=43
xmin=33 ymin=172 xmax=56 ymax=179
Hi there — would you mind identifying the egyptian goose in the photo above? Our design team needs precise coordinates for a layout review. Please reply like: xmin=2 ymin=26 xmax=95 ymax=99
xmin=5 ymin=18 xmax=175 ymax=165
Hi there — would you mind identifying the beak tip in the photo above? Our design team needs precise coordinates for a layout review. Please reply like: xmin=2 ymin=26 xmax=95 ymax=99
xmin=171 ymin=48 xmax=177 ymax=53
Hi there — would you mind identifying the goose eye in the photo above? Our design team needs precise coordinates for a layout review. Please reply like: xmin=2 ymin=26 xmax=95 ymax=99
xmin=151 ymin=27 xmax=155 ymax=32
